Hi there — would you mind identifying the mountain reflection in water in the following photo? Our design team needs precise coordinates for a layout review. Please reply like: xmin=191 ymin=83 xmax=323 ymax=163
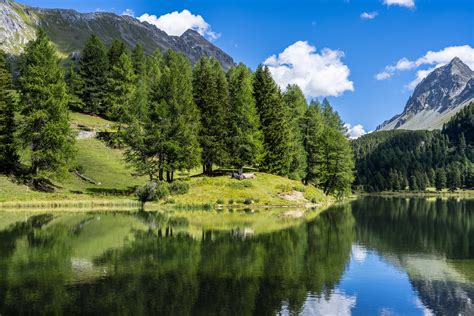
xmin=0 ymin=197 xmax=472 ymax=315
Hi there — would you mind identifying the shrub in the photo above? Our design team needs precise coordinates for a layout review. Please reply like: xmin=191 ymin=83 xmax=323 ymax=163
xmin=136 ymin=181 xmax=170 ymax=207
xmin=216 ymin=198 xmax=225 ymax=204
xmin=155 ymin=182 xmax=171 ymax=200
xmin=169 ymin=181 xmax=190 ymax=195
xmin=136 ymin=182 xmax=158 ymax=205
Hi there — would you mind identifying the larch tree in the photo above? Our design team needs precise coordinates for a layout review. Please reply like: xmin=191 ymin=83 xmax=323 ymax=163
xmin=283 ymin=84 xmax=308 ymax=179
xmin=157 ymin=50 xmax=201 ymax=181
xmin=301 ymin=101 xmax=324 ymax=185
xmin=78 ymin=34 xmax=109 ymax=115
xmin=0 ymin=50 xmax=18 ymax=172
xmin=122 ymin=50 xmax=162 ymax=180
xmin=193 ymin=57 xmax=229 ymax=175
xmin=253 ymin=65 xmax=292 ymax=175
xmin=17 ymin=29 xmax=75 ymax=185
xmin=227 ymin=63 xmax=263 ymax=170
xmin=104 ymin=51 xmax=136 ymax=121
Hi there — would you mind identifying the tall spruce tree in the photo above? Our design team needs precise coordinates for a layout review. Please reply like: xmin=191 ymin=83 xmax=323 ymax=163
xmin=253 ymin=65 xmax=292 ymax=175
xmin=65 ymin=63 xmax=84 ymax=111
xmin=193 ymin=57 xmax=229 ymax=175
xmin=435 ymin=169 xmax=447 ymax=191
xmin=132 ymin=44 xmax=147 ymax=78
xmin=78 ymin=34 xmax=108 ymax=115
xmin=0 ymin=50 xmax=18 ymax=172
xmin=18 ymin=29 xmax=75 ymax=182
xmin=227 ymin=63 xmax=263 ymax=170
xmin=122 ymin=50 xmax=162 ymax=180
xmin=104 ymin=51 xmax=136 ymax=121
xmin=301 ymin=101 xmax=324 ymax=185
xmin=318 ymin=101 xmax=354 ymax=196
xmin=107 ymin=40 xmax=127 ymax=68
xmin=157 ymin=50 xmax=201 ymax=181
xmin=283 ymin=84 xmax=308 ymax=179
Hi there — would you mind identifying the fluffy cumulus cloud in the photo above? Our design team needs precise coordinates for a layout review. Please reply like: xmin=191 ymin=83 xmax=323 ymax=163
xmin=138 ymin=10 xmax=219 ymax=40
xmin=360 ymin=11 xmax=378 ymax=20
xmin=375 ymin=45 xmax=474 ymax=89
xmin=121 ymin=9 xmax=134 ymax=17
xmin=264 ymin=41 xmax=354 ymax=98
xmin=344 ymin=123 xmax=366 ymax=139
xmin=383 ymin=0 xmax=415 ymax=8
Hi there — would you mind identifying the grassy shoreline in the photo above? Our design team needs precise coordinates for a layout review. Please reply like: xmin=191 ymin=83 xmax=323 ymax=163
xmin=357 ymin=190 xmax=474 ymax=198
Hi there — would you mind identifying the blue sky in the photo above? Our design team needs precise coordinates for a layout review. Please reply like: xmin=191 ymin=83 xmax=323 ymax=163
xmin=22 ymin=0 xmax=474 ymax=135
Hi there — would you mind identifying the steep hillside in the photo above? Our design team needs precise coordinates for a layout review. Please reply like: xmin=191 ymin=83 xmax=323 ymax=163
xmin=0 ymin=0 xmax=234 ymax=69
xmin=378 ymin=57 xmax=474 ymax=131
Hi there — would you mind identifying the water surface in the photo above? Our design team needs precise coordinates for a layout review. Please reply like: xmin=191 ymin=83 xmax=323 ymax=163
xmin=0 ymin=197 xmax=472 ymax=315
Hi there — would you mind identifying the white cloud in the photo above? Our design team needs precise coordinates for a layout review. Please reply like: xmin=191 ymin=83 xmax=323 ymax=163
xmin=345 ymin=123 xmax=366 ymax=139
xmin=122 ymin=9 xmax=134 ymax=17
xmin=264 ymin=41 xmax=354 ymax=98
xmin=383 ymin=0 xmax=415 ymax=8
xmin=360 ymin=12 xmax=378 ymax=20
xmin=375 ymin=45 xmax=474 ymax=88
xmin=351 ymin=244 xmax=368 ymax=263
xmin=138 ymin=10 xmax=219 ymax=40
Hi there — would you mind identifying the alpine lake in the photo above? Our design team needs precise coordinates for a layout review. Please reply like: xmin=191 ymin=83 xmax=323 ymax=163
xmin=0 ymin=196 xmax=472 ymax=315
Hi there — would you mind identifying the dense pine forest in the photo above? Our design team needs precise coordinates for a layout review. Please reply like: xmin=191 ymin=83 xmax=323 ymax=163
xmin=352 ymin=103 xmax=474 ymax=192
xmin=0 ymin=30 xmax=354 ymax=197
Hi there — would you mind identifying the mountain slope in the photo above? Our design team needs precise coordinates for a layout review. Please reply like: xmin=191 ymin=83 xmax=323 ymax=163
xmin=0 ymin=0 xmax=234 ymax=69
xmin=377 ymin=57 xmax=474 ymax=131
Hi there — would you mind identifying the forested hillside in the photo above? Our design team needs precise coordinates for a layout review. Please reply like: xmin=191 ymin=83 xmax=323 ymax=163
xmin=0 ymin=29 xmax=354 ymax=199
xmin=353 ymin=103 xmax=474 ymax=192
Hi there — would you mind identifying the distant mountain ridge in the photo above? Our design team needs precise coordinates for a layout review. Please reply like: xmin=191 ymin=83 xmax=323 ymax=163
xmin=377 ymin=57 xmax=474 ymax=131
xmin=0 ymin=0 xmax=234 ymax=69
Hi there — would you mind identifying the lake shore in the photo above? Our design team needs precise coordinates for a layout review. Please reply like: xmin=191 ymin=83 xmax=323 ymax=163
xmin=357 ymin=190 xmax=474 ymax=198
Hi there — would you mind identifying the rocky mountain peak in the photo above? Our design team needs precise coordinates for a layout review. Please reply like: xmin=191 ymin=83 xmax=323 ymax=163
xmin=377 ymin=57 xmax=474 ymax=131
xmin=0 ymin=0 xmax=234 ymax=69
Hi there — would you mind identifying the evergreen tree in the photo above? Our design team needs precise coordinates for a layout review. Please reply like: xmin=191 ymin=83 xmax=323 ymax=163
xmin=227 ymin=63 xmax=263 ymax=169
xmin=447 ymin=166 xmax=461 ymax=192
xmin=122 ymin=50 xmax=162 ymax=180
xmin=193 ymin=57 xmax=229 ymax=175
xmin=107 ymin=40 xmax=127 ymax=69
xmin=283 ymin=84 xmax=307 ymax=179
xmin=435 ymin=169 xmax=447 ymax=191
xmin=132 ymin=44 xmax=147 ymax=77
xmin=409 ymin=175 xmax=418 ymax=191
xmin=0 ymin=50 xmax=18 ymax=172
xmin=253 ymin=65 xmax=292 ymax=175
xmin=65 ymin=63 xmax=84 ymax=111
xmin=301 ymin=101 xmax=324 ymax=185
xmin=317 ymin=100 xmax=354 ymax=196
xmin=104 ymin=51 xmax=136 ymax=121
xmin=17 ymin=29 xmax=75 ymax=182
xmin=158 ymin=50 xmax=201 ymax=181
xmin=78 ymin=34 xmax=108 ymax=115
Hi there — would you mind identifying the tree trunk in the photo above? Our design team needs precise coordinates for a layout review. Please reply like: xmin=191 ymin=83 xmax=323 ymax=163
xmin=166 ymin=171 xmax=171 ymax=183
xmin=159 ymin=169 xmax=164 ymax=181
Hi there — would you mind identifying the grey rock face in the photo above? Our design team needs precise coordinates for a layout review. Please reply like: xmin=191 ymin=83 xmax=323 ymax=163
xmin=377 ymin=57 xmax=474 ymax=131
xmin=0 ymin=0 xmax=234 ymax=70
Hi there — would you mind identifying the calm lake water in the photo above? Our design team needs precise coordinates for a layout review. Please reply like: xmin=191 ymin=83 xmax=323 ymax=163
xmin=0 ymin=197 xmax=472 ymax=315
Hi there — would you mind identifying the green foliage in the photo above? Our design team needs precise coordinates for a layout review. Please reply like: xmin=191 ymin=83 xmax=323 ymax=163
xmin=301 ymin=101 xmax=324 ymax=186
xmin=253 ymin=65 xmax=292 ymax=175
xmin=0 ymin=50 xmax=18 ymax=172
xmin=443 ymin=103 xmax=473 ymax=148
xmin=157 ymin=50 xmax=201 ymax=176
xmin=435 ymin=169 xmax=447 ymax=191
xmin=136 ymin=182 xmax=158 ymax=204
xmin=283 ymin=84 xmax=307 ymax=179
xmin=193 ymin=57 xmax=229 ymax=174
xmin=353 ymin=111 xmax=473 ymax=192
xmin=227 ymin=63 xmax=263 ymax=169
xmin=104 ymin=51 xmax=135 ymax=121
xmin=78 ymin=34 xmax=109 ymax=115
xmin=17 ymin=29 xmax=75 ymax=180
xmin=169 ymin=180 xmax=190 ymax=195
